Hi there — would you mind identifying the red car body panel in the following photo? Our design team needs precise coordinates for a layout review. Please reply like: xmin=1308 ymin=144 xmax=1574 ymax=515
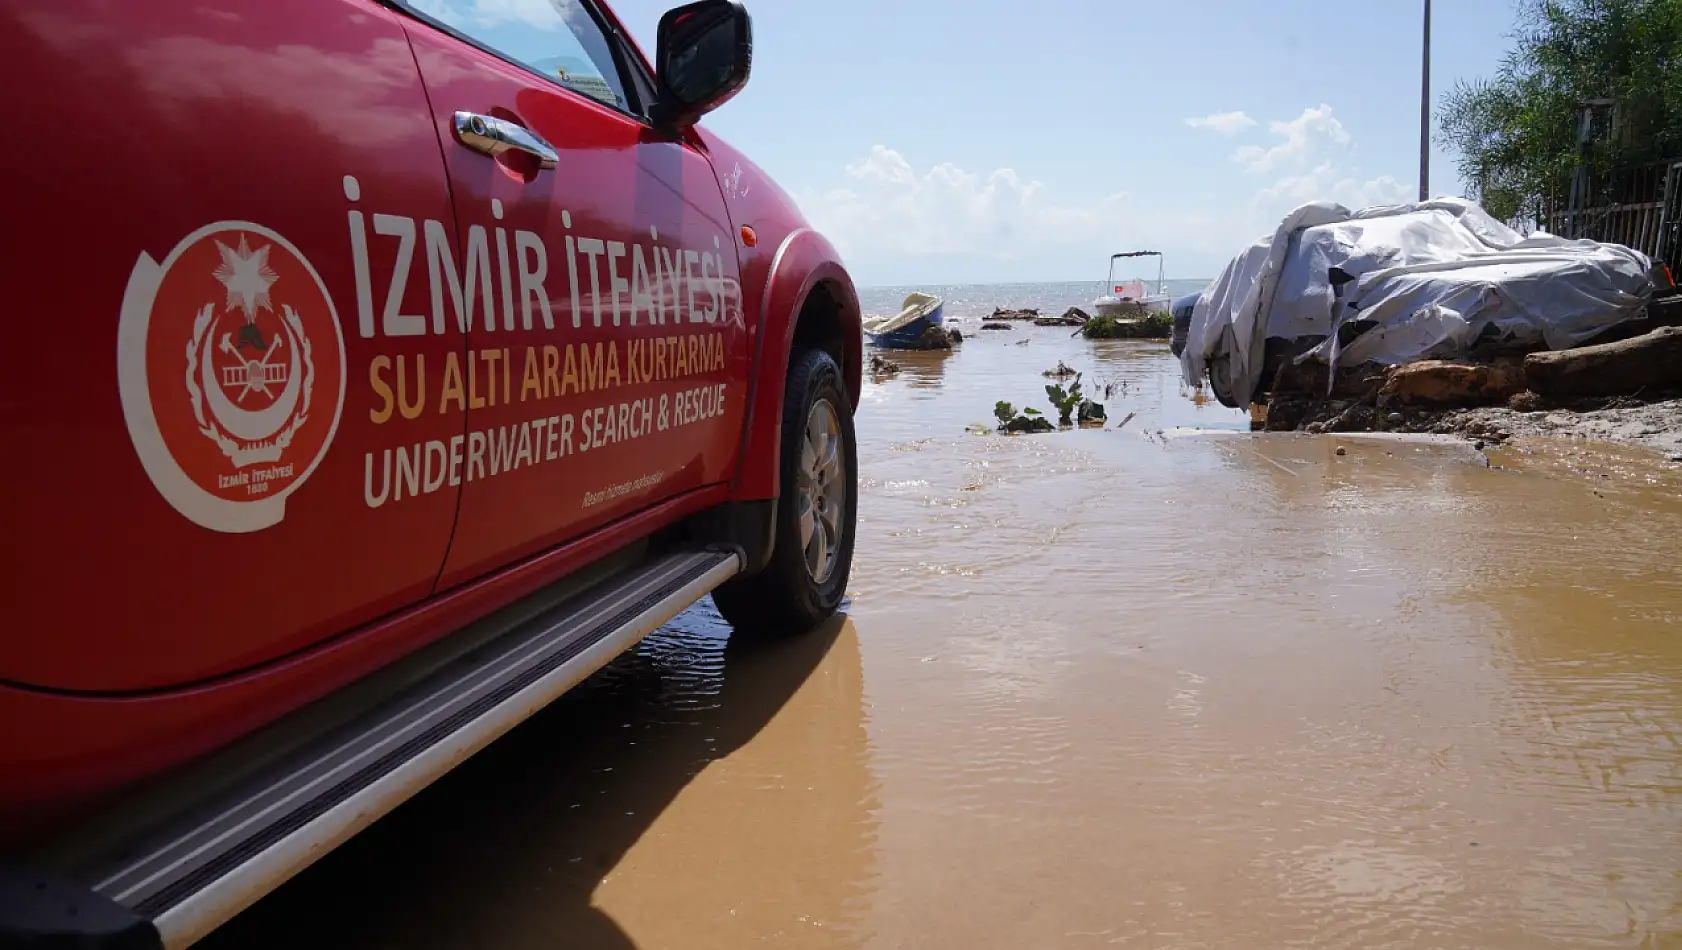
xmin=398 ymin=25 xmax=751 ymax=589
xmin=0 ymin=0 xmax=468 ymax=693
xmin=0 ymin=485 xmax=726 ymax=847
xmin=0 ymin=0 xmax=858 ymax=847
xmin=697 ymin=136 xmax=864 ymax=499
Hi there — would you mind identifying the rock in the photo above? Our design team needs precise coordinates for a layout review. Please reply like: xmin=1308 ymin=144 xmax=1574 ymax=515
xmin=1378 ymin=359 xmax=1526 ymax=406
xmin=868 ymin=354 xmax=900 ymax=376
xmin=1335 ymin=445 xmax=1347 ymax=456
xmin=1386 ymin=412 xmax=1404 ymax=424
xmin=990 ymin=307 xmax=1040 ymax=321
xmin=907 ymin=325 xmax=955 ymax=350
xmin=1034 ymin=308 xmax=1090 ymax=327
xmin=1264 ymin=394 xmax=1311 ymax=431
xmin=1305 ymin=422 xmax=1325 ymax=434
xmin=1507 ymin=390 xmax=1545 ymax=412
xmin=1525 ymin=325 xmax=1682 ymax=398
xmin=1042 ymin=361 xmax=1078 ymax=379
xmin=1273 ymin=359 xmax=1388 ymax=400
xmin=1670 ymin=453 xmax=1682 ymax=462
xmin=1326 ymin=403 xmax=1375 ymax=432
xmin=980 ymin=322 xmax=1012 ymax=330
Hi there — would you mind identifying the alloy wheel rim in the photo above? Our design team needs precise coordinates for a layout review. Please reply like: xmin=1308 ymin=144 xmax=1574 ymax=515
xmin=797 ymin=398 xmax=846 ymax=584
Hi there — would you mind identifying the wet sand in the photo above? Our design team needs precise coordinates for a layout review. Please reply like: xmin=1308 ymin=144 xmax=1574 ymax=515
xmin=204 ymin=329 xmax=1682 ymax=949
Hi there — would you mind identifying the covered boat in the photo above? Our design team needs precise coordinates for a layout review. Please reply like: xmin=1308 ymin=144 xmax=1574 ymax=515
xmin=1181 ymin=198 xmax=1656 ymax=408
xmin=864 ymin=292 xmax=946 ymax=348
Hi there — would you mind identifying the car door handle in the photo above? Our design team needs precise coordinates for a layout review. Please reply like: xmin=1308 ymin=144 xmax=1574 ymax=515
xmin=452 ymin=111 xmax=558 ymax=169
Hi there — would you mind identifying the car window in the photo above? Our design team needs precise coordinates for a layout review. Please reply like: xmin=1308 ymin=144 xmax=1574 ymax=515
xmin=408 ymin=0 xmax=633 ymax=113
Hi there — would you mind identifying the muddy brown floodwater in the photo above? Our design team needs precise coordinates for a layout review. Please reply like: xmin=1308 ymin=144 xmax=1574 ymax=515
xmin=204 ymin=329 xmax=1682 ymax=949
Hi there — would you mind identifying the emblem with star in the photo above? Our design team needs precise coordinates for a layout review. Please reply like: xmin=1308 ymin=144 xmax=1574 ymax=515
xmin=213 ymin=236 xmax=279 ymax=352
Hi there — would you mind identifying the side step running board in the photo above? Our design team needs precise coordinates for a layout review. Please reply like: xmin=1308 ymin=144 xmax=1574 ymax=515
xmin=2 ymin=549 xmax=740 ymax=950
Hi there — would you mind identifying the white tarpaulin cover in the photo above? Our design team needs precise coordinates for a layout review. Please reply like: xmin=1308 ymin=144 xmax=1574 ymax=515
xmin=1181 ymin=198 xmax=1655 ymax=406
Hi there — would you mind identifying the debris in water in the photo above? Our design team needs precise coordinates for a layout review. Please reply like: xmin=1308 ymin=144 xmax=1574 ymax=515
xmin=1035 ymin=307 xmax=1090 ymax=328
xmin=988 ymin=306 xmax=1041 ymax=321
xmin=993 ymin=400 xmax=1054 ymax=433
xmin=1080 ymin=310 xmax=1172 ymax=340
xmin=1042 ymin=361 xmax=1077 ymax=379
xmin=869 ymin=354 xmax=901 ymax=377
xmin=1039 ymin=371 xmax=1106 ymax=426
xmin=980 ymin=322 xmax=1012 ymax=331
xmin=896 ymin=325 xmax=959 ymax=350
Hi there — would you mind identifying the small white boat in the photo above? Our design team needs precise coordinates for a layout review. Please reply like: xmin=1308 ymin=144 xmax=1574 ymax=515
xmin=1093 ymin=251 xmax=1172 ymax=317
xmin=864 ymin=292 xmax=946 ymax=348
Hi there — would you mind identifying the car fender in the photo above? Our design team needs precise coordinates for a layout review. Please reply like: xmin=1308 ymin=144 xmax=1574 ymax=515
xmin=729 ymin=228 xmax=860 ymax=501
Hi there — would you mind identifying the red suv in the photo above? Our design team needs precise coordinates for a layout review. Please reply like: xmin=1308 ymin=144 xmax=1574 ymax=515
xmin=0 ymin=1 xmax=860 ymax=945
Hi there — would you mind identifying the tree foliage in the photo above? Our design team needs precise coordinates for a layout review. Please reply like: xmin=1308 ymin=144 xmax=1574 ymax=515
xmin=1437 ymin=0 xmax=1682 ymax=222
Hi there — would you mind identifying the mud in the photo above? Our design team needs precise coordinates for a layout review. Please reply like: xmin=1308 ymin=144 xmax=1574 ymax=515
xmin=1269 ymin=388 xmax=1682 ymax=458
xmin=203 ymin=327 xmax=1682 ymax=949
xmin=1456 ymin=395 xmax=1682 ymax=457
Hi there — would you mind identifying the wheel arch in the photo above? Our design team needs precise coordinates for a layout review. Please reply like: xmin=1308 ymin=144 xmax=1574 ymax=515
xmin=730 ymin=228 xmax=860 ymax=502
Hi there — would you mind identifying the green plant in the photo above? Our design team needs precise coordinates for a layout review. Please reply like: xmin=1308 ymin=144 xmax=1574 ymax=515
xmin=1045 ymin=373 xmax=1084 ymax=426
xmin=1081 ymin=311 xmax=1172 ymax=339
xmin=993 ymin=399 xmax=1054 ymax=433
xmin=1438 ymin=0 xmax=1682 ymax=221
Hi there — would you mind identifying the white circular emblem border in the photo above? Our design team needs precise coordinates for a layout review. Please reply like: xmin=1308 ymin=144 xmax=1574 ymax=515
xmin=117 ymin=221 xmax=347 ymax=534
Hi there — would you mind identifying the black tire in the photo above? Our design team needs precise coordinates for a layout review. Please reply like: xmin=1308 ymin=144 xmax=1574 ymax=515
xmin=712 ymin=347 xmax=858 ymax=637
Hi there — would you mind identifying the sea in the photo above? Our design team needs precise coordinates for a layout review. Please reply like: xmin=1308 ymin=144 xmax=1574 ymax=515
xmin=857 ymin=279 xmax=1214 ymax=323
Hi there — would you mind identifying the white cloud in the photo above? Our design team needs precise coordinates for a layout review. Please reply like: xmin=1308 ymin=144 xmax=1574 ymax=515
xmin=795 ymin=146 xmax=1243 ymax=283
xmin=1185 ymin=110 xmax=1258 ymax=136
xmin=1215 ymin=103 xmax=1408 ymax=236
xmin=1231 ymin=104 xmax=1351 ymax=173
xmin=1255 ymin=166 xmax=1411 ymax=212
xmin=797 ymin=116 xmax=1415 ymax=284
xmin=800 ymin=145 xmax=1130 ymax=263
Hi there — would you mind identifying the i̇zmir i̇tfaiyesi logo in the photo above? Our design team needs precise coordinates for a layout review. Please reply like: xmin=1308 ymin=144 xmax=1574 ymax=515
xmin=118 ymin=222 xmax=346 ymax=533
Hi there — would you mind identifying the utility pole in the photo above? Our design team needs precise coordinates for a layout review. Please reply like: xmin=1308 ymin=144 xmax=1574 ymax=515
xmin=1419 ymin=0 xmax=1431 ymax=201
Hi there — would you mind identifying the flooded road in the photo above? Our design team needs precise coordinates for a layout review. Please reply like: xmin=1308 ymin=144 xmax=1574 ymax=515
xmin=205 ymin=327 xmax=1682 ymax=949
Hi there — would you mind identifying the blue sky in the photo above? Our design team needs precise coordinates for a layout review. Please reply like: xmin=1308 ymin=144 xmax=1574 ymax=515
xmin=497 ymin=0 xmax=1523 ymax=285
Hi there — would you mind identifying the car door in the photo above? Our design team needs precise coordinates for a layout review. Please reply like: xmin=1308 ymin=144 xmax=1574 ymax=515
xmin=394 ymin=0 xmax=750 ymax=588
xmin=0 ymin=0 xmax=467 ymax=690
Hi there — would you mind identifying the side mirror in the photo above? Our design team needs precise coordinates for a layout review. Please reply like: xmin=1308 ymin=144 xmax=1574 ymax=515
xmin=652 ymin=0 xmax=752 ymax=132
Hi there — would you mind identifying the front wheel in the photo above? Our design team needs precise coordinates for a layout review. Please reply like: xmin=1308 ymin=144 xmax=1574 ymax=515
xmin=712 ymin=347 xmax=858 ymax=637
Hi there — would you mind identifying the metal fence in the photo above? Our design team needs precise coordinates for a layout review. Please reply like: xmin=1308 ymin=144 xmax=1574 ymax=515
xmin=1543 ymin=158 xmax=1682 ymax=275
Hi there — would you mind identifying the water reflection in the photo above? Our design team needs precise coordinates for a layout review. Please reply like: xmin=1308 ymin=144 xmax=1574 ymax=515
xmin=203 ymin=607 xmax=879 ymax=950
xmin=861 ymin=328 xmax=1246 ymax=444
xmin=871 ymin=346 xmax=954 ymax=392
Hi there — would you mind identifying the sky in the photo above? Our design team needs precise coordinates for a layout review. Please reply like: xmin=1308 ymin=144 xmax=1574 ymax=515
xmin=599 ymin=0 xmax=1522 ymax=285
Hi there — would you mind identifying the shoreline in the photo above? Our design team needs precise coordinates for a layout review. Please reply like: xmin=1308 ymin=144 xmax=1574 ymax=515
xmin=1265 ymin=391 xmax=1682 ymax=460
